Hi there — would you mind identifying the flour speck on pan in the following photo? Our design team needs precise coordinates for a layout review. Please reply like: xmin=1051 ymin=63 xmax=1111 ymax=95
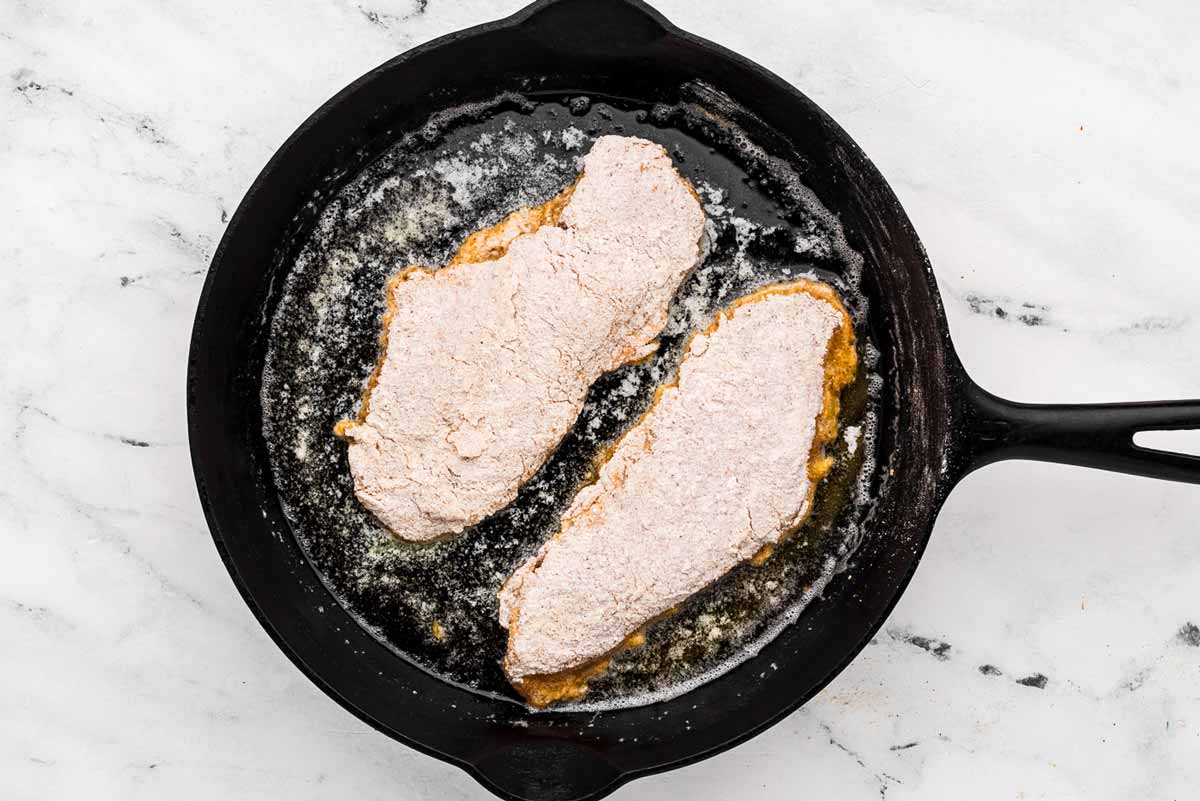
xmin=261 ymin=84 xmax=882 ymax=708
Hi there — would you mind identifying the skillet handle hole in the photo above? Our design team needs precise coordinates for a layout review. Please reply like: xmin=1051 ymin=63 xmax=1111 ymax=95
xmin=1133 ymin=429 xmax=1200 ymax=459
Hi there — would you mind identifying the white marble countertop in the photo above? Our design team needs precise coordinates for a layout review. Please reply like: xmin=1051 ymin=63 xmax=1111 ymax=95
xmin=3 ymin=0 xmax=1199 ymax=798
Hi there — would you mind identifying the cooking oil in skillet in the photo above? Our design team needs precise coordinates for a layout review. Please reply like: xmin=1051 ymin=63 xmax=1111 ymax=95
xmin=261 ymin=84 xmax=881 ymax=709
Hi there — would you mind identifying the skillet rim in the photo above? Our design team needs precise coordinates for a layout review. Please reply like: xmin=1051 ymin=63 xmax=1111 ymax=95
xmin=187 ymin=0 xmax=961 ymax=796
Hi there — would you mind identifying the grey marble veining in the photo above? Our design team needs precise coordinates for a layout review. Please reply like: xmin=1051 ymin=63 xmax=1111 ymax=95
xmin=2 ymin=1 xmax=1198 ymax=799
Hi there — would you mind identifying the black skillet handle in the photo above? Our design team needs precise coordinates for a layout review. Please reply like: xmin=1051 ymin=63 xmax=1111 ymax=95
xmin=960 ymin=381 xmax=1200 ymax=483
xmin=472 ymin=741 xmax=620 ymax=801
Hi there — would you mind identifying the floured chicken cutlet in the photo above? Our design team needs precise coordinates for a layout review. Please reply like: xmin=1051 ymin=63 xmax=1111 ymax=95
xmin=498 ymin=280 xmax=857 ymax=707
xmin=336 ymin=136 xmax=705 ymax=542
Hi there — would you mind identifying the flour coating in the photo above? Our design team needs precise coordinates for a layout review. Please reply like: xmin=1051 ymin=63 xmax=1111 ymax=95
xmin=499 ymin=284 xmax=855 ymax=704
xmin=339 ymin=136 xmax=705 ymax=542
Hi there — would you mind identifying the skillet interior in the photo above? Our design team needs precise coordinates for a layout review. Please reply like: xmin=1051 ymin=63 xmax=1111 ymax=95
xmin=188 ymin=0 xmax=960 ymax=797
xmin=261 ymin=86 xmax=885 ymax=707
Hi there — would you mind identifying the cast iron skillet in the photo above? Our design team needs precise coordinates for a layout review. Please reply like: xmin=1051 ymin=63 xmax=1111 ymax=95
xmin=187 ymin=1 xmax=1200 ymax=798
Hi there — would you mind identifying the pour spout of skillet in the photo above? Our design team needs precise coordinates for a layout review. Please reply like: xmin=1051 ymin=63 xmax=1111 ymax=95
xmin=515 ymin=0 xmax=674 ymax=54
xmin=473 ymin=742 xmax=620 ymax=801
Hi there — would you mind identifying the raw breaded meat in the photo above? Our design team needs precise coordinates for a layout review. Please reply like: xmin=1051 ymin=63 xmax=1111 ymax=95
xmin=498 ymin=281 xmax=857 ymax=707
xmin=337 ymin=136 xmax=705 ymax=542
